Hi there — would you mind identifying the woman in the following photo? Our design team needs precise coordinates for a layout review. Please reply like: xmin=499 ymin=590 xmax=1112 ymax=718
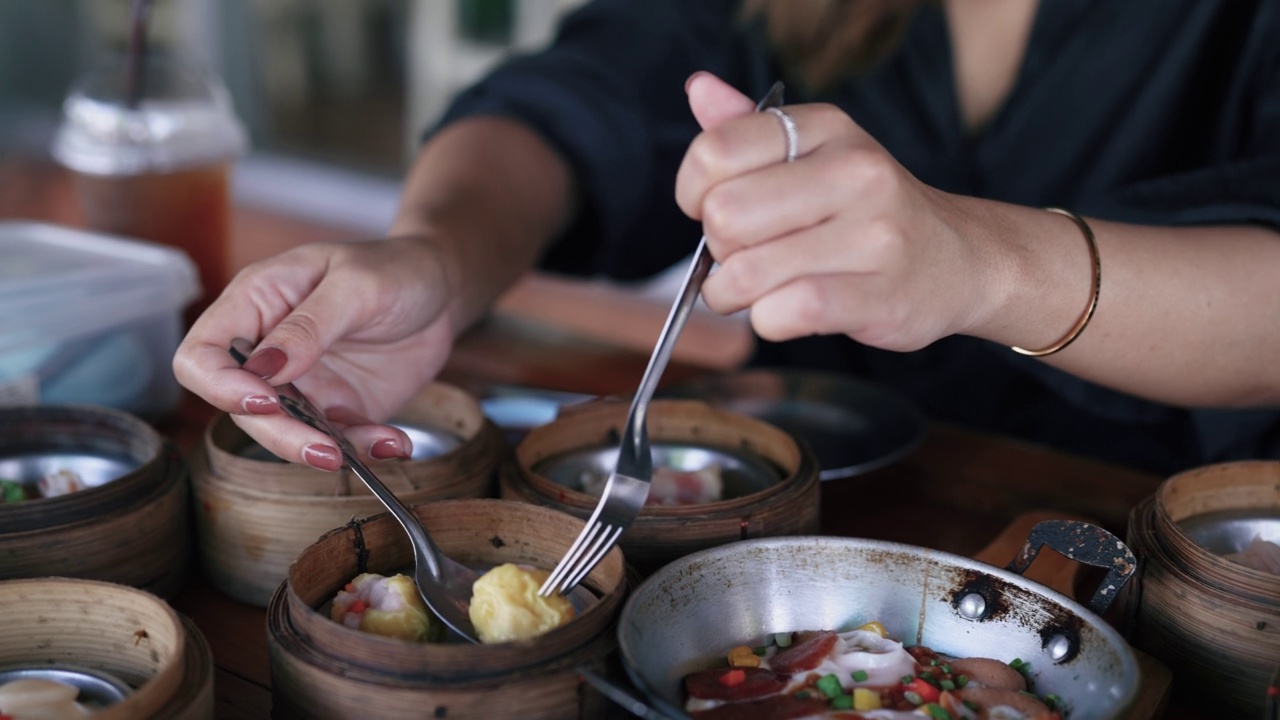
xmin=174 ymin=0 xmax=1280 ymax=475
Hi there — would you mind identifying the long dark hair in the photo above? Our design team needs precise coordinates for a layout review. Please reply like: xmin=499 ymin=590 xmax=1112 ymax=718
xmin=741 ymin=0 xmax=924 ymax=93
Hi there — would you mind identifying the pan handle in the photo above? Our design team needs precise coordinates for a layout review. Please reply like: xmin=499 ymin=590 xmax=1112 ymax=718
xmin=1004 ymin=519 xmax=1138 ymax=616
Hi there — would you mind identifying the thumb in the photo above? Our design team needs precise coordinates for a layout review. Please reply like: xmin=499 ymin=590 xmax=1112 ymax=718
xmin=686 ymin=72 xmax=757 ymax=130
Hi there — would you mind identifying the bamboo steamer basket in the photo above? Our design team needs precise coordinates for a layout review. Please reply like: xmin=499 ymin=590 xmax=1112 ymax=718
xmin=0 ymin=577 xmax=213 ymax=719
xmin=268 ymin=498 xmax=627 ymax=719
xmin=0 ymin=405 xmax=190 ymax=598
xmin=190 ymin=382 xmax=505 ymax=606
xmin=500 ymin=399 xmax=821 ymax=575
xmin=1123 ymin=460 xmax=1280 ymax=718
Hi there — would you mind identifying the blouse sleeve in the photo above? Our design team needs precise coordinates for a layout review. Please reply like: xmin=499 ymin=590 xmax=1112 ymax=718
xmin=426 ymin=0 xmax=775 ymax=280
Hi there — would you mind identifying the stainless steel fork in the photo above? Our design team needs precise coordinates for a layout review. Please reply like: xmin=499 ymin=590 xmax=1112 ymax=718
xmin=538 ymin=81 xmax=786 ymax=596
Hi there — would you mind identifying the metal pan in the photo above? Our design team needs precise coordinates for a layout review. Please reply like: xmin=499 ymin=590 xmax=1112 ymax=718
xmin=618 ymin=521 xmax=1140 ymax=719
xmin=661 ymin=369 xmax=926 ymax=480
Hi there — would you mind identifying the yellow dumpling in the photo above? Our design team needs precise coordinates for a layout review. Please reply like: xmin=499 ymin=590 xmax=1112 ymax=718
xmin=330 ymin=572 xmax=434 ymax=642
xmin=468 ymin=563 xmax=576 ymax=644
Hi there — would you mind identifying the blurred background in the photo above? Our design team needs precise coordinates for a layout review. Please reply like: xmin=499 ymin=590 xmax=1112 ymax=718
xmin=0 ymin=0 xmax=584 ymax=230
xmin=0 ymin=0 xmax=752 ymax=370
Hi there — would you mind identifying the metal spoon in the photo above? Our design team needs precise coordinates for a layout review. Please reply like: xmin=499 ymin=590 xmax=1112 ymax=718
xmin=229 ymin=339 xmax=482 ymax=643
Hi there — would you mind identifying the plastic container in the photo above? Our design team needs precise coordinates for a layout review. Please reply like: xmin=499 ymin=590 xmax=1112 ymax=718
xmin=0 ymin=221 xmax=199 ymax=418
xmin=51 ymin=54 xmax=247 ymax=312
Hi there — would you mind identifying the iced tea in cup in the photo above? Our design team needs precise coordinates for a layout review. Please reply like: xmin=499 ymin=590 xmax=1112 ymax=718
xmin=52 ymin=55 xmax=248 ymax=320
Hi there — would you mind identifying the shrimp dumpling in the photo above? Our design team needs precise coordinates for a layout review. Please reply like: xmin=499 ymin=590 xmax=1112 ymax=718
xmin=330 ymin=572 xmax=434 ymax=642
xmin=468 ymin=564 xmax=576 ymax=644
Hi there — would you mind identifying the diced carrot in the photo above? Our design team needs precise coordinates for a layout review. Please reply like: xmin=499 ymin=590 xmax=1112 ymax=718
xmin=344 ymin=583 xmax=355 ymax=592
xmin=349 ymin=599 xmax=368 ymax=614
xmin=904 ymin=677 xmax=940 ymax=704
xmin=718 ymin=669 xmax=747 ymax=687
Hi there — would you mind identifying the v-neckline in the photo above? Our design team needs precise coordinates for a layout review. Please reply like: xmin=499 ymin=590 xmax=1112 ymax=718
xmin=928 ymin=0 xmax=1058 ymax=145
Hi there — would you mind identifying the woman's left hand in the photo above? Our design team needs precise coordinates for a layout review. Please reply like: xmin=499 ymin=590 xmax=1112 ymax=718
xmin=676 ymin=72 xmax=1011 ymax=351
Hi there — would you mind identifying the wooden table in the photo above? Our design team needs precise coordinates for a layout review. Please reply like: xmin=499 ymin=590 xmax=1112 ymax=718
xmin=2 ymin=157 xmax=1208 ymax=719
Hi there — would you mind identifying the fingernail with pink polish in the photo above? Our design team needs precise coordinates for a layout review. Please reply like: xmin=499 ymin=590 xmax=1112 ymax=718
xmin=370 ymin=439 xmax=410 ymax=460
xmin=242 ymin=347 xmax=288 ymax=380
xmin=241 ymin=394 xmax=279 ymax=415
xmin=302 ymin=444 xmax=342 ymax=471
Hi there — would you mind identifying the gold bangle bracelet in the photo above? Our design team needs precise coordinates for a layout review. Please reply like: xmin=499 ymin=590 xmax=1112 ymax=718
xmin=1011 ymin=207 xmax=1101 ymax=357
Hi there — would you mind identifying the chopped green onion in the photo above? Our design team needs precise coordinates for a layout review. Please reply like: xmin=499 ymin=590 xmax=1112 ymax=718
xmin=851 ymin=669 xmax=869 ymax=683
xmin=918 ymin=672 xmax=939 ymax=687
xmin=940 ymin=679 xmax=955 ymax=691
xmin=940 ymin=664 xmax=951 ymax=674
xmin=831 ymin=694 xmax=854 ymax=710
xmin=816 ymin=673 xmax=843 ymax=699
xmin=0 ymin=480 xmax=25 ymax=504
xmin=1009 ymin=658 xmax=1026 ymax=670
xmin=902 ymin=675 xmax=915 ymax=685
xmin=774 ymin=632 xmax=793 ymax=648
xmin=795 ymin=691 xmax=810 ymax=700
xmin=753 ymin=646 xmax=769 ymax=655
xmin=956 ymin=674 xmax=969 ymax=688
xmin=1046 ymin=693 xmax=1062 ymax=709
xmin=904 ymin=690 xmax=923 ymax=705
xmin=924 ymin=705 xmax=953 ymax=720
xmin=963 ymin=699 xmax=981 ymax=711
xmin=930 ymin=659 xmax=939 ymax=666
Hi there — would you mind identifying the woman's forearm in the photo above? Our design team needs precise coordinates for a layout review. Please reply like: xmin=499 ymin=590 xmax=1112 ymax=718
xmin=962 ymin=197 xmax=1280 ymax=407
xmin=389 ymin=116 xmax=579 ymax=334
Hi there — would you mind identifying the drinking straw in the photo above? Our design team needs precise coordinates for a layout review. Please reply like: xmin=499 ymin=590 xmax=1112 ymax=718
xmin=125 ymin=0 xmax=152 ymax=109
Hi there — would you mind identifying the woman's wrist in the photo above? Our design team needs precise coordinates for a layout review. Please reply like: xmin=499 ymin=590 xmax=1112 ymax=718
xmin=945 ymin=195 xmax=1100 ymax=355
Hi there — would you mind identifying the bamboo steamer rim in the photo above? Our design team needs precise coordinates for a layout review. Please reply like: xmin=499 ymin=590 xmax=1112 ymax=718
xmin=0 ymin=404 xmax=166 ymax=532
xmin=512 ymin=398 xmax=807 ymax=516
xmin=283 ymin=498 xmax=627 ymax=681
xmin=1127 ymin=496 xmax=1279 ymax=717
xmin=0 ymin=577 xmax=190 ymax=719
xmin=268 ymin=584 xmax=620 ymax=690
xmin=201 ymin=382 xmax=501 ymax=496
xmin=1130 ymin=497 xmax=1277 ymax=607
xmin=1151 ymin=460 xmax=1280 ymax=601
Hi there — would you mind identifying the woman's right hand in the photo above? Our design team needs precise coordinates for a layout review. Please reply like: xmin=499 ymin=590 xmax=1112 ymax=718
xmin=172 ymin=234 xmax=459 ymax=470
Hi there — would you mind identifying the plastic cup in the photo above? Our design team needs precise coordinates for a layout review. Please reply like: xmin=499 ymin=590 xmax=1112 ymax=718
xmin=51 ymin=55 xmax=248 ymax=319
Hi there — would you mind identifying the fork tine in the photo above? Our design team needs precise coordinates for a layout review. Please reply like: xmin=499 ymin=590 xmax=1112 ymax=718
xmin=548 ymin=523 xmax=619 ymax=596
xmin=539 ymin=517 xmax=603 ymax=595
xmin=558 ymin=524 xmax=623 ymax=594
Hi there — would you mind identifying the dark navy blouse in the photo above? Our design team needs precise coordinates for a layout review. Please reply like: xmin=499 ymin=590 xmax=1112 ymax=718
xmin=434 ymin=0 xmax=1280 ymax=475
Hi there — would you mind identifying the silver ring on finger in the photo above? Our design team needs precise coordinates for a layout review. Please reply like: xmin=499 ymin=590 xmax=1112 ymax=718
xmin=766 ymin=106 xmax=799 ymax=163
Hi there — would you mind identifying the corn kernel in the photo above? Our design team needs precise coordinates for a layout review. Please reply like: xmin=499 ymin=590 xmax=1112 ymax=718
xmin=857 ymin=621 xmax=888 ymax=638
xmin=726 ymin=645 xmax=760 ymax=668
xmin=853 ymin=687 xmax=881 ymax=710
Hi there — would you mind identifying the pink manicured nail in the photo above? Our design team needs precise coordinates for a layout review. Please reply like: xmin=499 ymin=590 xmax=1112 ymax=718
xmin=302 ymin=444 xmax=342 ymax=471
xmin=370 ymin=439 xmax=409 ymax=460
xmin=242 ymin=347 xmax=288 ymax=380
xmin=241 ymin=395 xmax=279 ymax=415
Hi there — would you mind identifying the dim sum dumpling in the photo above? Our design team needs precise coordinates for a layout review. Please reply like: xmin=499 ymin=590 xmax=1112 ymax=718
xmin=330 ymin=572 xmax=434 ymax=642
xmin=0 ymin=678 xmax=90 ymax=719
xmin=468 ymin=564 xmax=576 ymax=644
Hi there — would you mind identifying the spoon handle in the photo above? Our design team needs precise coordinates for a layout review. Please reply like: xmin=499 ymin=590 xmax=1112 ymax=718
xmin=227 ymin=339 xmax=444 ymax=579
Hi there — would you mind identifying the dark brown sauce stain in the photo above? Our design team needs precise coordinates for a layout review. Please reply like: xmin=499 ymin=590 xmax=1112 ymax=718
xmin=346 ymin=518 xmax=370 ymax=574
xmin=945 ymin=568 xmax=1089 ymax=667
xmin=489 ymin=535 xmax=506 ymax=548
xmin=133 ymin=629 xmax=148 ymax=646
